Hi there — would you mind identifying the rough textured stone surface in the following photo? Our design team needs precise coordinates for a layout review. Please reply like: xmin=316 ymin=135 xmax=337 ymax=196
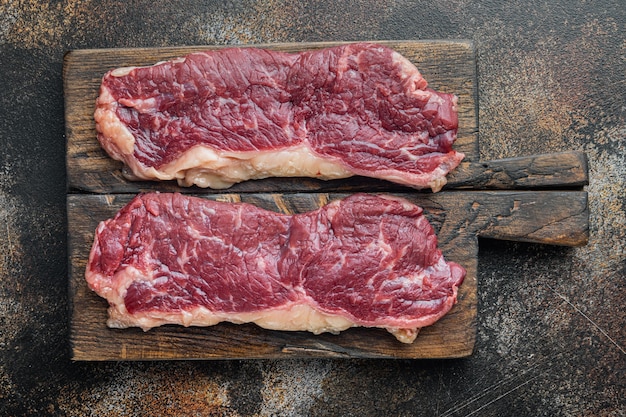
xmin=0 ymin=1 xmax=624 ymax=415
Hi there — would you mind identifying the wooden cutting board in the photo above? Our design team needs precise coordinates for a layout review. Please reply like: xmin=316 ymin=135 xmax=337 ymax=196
xmin=64 ymin=41 xmax=589 ymax=360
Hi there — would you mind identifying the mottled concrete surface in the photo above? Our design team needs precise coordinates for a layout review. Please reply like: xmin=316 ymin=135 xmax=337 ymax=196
xmin=0 ymin=1 xmax=624 ymax=415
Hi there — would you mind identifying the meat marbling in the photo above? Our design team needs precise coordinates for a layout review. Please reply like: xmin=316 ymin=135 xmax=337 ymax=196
xmin=95 ymin=43 xmax=463 ymax=192
xmin=86 ymin=193 xmax=466 ymax=343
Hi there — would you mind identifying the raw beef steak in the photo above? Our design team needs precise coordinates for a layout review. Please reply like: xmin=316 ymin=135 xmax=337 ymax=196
xmin=86 ymin=193 xmax=466 ymax=343
xmin=95 ymin=43 xmax=463 ymax=192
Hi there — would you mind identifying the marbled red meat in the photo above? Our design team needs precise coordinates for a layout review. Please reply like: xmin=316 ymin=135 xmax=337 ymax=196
xmin=86 ymin=193 xmax=465 ymax=343
xmin=95 ymin=43 xmax=463 ymax=192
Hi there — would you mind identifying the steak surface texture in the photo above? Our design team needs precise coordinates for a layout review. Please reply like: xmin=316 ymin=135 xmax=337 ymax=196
xmin=86 ymin=193 xmax=466 ymax=343
xmin=95 ymin=43 xmax=463 ymax=192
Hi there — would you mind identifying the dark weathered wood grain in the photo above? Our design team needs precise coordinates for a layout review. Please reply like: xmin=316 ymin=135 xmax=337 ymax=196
xmin=447 ymin=151 xmax=589 ymax=190
xmin=63 ymin=40 xmax=478 ymax=194
xmin=68 ymin=190 xmax=587 ymax=360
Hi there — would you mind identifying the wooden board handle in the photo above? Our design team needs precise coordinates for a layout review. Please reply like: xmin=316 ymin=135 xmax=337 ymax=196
xmin=461 ymin=191 xmax=588 ymax=246
xmin=427 ymin=190 xmax=589 ymax=247
xmin=446 ymin=151 xmax=588 ymax=189
xmin=480 ymin=192 xmax=588 ymax=246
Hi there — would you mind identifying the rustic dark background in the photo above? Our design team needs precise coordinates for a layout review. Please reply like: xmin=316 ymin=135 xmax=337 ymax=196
xmin=1 ymin=1 xmax=624 ymax=416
